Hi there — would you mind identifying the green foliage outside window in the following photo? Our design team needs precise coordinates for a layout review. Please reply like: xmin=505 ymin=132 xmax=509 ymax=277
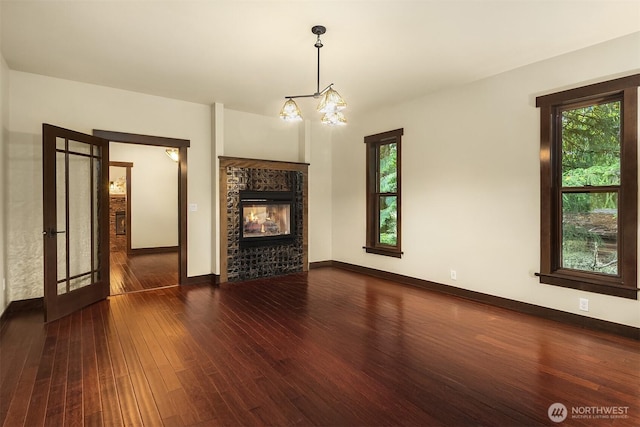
xmin=560 ymin=101 xmax=620 ymax=274
xmin=379 ymin=143 xmax=397 ymax=245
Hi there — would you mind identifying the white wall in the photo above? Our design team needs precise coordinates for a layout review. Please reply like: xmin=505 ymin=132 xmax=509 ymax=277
xmin=110 ymin=143 xmax=178 ymax=248
xmin=224 ymin=108 xmax=300 ymax=162
xmin=331 ymin=32 xmax=640 ymax=328
xmin=308 ymin=121 xmax=333 ymax=262
xmin=0 ymin=52 xmax=9 ymax=315
xmin=7 ymin=71 xmax=211 ymax=301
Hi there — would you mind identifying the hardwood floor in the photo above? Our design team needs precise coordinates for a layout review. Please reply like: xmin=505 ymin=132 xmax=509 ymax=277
xmin=1 ymin=267 xmax=639 ymax=426
xmin=110 ymin=251 xmax=179 ymax=295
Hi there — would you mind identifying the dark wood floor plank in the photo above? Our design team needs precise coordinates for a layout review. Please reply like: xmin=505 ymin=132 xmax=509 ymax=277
xmin=44 ymin=314 xmax=71 ymax=426
xmin=0 ymin=322 xmax=30 ymax=417
xmin=144 ymin=366 xmax=183 ymax=423
xmin=23 ymin=378 xmax=51 ymax=427
xmin=167 ymin=387 xmax=200 ymax=426
xmin=174 ymin=368 xmax=217 ymax=423
xmin=109 ymin=294 xmax=164 ymax=427
xmin=114 ymin=375 xmax=144 ymax=427
xmin=2 ymin=267 xmax=639 ymax=427
xmin=1 ymin=313 xmax=47 ymax=427
xmin=20 ymin=320 xmax=58 ymax=427
xmin=106 ymin=299 xmax=147 ymax=426
xmin=92 ymin=303 xmax=124 ymax=427
xmin=81 ymin=308 xmax=103 ymax=425
xmin=64 ymin=310 xmax=85 ymax=426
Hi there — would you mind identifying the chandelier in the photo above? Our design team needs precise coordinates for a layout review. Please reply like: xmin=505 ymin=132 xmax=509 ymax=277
xmin=279 ymin=25 xmax=347 ymax=125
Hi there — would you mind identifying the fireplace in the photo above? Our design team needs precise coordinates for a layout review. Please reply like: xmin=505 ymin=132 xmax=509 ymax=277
xmin=219 ymin=157 xmax=308 ymax=283
xmin=239 ymin=190 xmax=295 ymax=248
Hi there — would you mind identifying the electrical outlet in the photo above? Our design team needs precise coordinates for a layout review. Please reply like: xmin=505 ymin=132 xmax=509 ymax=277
xmin=450 ymin=270 xmax=457 ymax=280
xmin=579 ymin=298 xmax=589 ymax=312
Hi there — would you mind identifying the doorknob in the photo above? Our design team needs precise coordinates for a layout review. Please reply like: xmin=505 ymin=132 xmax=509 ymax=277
xmin=43 ymin=229 xmax=66 ymax=237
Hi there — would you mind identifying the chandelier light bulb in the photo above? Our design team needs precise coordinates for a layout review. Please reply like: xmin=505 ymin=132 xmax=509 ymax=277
xmin=279 ymin=98 xmax=303 ymax=121
xmin=321 ymin=111 xmax=347 ymax=126
xmin=317 ymin=87 xmax=347 ymax=113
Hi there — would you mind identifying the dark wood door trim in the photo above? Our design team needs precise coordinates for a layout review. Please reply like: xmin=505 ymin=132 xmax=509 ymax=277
xmin=93 ymin=129 xmax=190 ymax=148
xmin=95 ymin=130 xmax=188 ymax=285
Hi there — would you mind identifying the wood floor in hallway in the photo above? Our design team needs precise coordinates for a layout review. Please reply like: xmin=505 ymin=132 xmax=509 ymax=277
xmin=110 ymin=251 xmax=179 ymax=295
xmin=1 ymin=267 xmax=639 ymax=426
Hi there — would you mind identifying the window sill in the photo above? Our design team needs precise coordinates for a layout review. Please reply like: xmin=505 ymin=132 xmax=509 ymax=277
xmin=363 ymin=246 xmax=403 ymax=258
xmin=536 ymin=272 xmax=638 ymax=300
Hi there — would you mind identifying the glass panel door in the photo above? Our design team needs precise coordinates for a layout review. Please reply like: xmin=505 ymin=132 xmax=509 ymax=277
xmin=43 ymin=124 xmax=109 ymax=322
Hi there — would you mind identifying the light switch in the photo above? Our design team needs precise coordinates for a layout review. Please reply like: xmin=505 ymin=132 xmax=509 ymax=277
xmin=189 ymin=203 xmax=198 ymax=212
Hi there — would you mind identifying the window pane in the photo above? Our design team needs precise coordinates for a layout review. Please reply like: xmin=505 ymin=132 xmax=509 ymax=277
xmin=562 ymin=192 xmax=618 ymax=275
xmin=56 ymin=151 xmax=67 ymax=292
xmin=70 ymin=274 xmax=92 ymax=292
xmin=93 ymin=155 xmax=101 ymax=282
xmin=68 ymin=138 xmax=91 ymax=155
xmin=379 ymin=142 xmax=397 ymax=193
xmin=379 ymin=196 xmax=397 ymax=246
xmin=68 ymin=153 xmax=93 ymax=281
xmin=561 ymin=101 xmax=620 ymax=187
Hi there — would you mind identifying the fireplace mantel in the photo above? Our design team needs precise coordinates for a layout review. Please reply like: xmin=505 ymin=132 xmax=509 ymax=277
xmin=219 ymin=156 xmax=309 ymax=283
xmin=219 ymin=156 xmax=309 ymax=170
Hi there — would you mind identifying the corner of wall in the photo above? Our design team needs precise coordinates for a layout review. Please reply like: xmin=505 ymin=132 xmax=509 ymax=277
xmin=298 ymin=120 xmax=311 ymax=163
xmin=211 ymin=103 xmax=224 ymax=275
xmin=0 ymin=53 xmax=10 ymax=316
xmin=307 ymin=121 xmax=333 ymax=262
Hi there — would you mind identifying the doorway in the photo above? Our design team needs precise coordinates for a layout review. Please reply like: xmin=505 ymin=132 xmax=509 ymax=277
xmin=108 ymin=157 xmax=180 ymax=294
xmin=93 ymin=129 xmax=189 ymax=289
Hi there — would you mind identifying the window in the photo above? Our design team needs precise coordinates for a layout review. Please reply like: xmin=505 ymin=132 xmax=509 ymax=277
xmin=536 ymin=75 xmax=638 ymax=299
xmin=364 ymin=128 xmax=403 ymax=257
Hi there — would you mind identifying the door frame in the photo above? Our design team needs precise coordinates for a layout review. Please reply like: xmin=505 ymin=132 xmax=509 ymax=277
xmin=94 ymin=130 xmax=189 ymax=285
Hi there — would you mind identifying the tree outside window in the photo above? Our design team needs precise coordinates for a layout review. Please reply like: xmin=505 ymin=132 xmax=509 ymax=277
xmin=560 ymin=100 xmax=620 ymax=275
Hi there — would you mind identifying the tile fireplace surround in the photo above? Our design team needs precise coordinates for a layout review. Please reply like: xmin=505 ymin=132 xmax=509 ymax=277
xmin=219 ymin=157 xmax=309 ymax=283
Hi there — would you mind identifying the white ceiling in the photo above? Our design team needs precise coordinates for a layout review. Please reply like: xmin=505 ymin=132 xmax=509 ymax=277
xmin=2 ymin=1 xmax=639 ymax=118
